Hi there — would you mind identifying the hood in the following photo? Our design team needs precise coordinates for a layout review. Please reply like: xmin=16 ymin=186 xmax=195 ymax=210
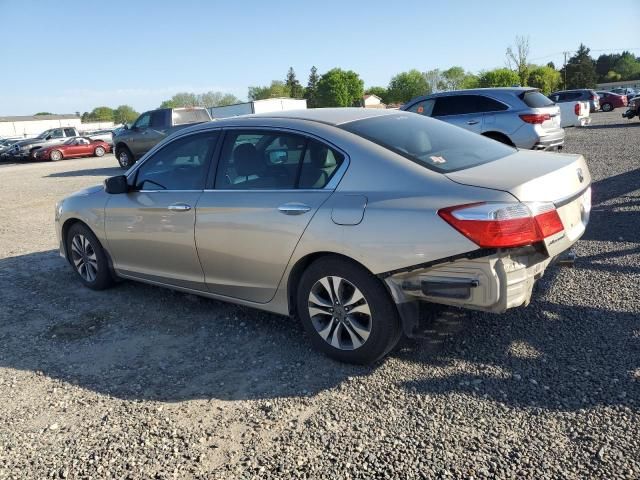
xmin=14 ymin=138 xmax=45 ymax=148
xmin=68 ymin=184 xmax=104 ymax=198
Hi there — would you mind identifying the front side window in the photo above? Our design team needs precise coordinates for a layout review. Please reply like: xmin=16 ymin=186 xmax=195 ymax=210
xmin=341 ymin=113 xmax=515 ymax=173
xmin=50 ymin=129 xmax=64 ymax=138
xmin=432 ymin=96 xmax=481 ymax=116
xmin=134 ymin=132 xmax=218 ymax=191
xmin=134 ymin=113 xmax=151 ymax=129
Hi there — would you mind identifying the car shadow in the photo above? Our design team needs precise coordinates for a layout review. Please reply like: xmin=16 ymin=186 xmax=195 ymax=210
xmin=46 ymin=166 xmax=122 ymax=178
xmin=0 ymin=247 xmax=637 ymax=411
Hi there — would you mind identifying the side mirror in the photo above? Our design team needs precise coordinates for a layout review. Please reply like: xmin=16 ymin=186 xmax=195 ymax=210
xmin=104 ymin=175 xmax=129 ymax=194
xmin=124 ymin=124 xmax=130 ymax=130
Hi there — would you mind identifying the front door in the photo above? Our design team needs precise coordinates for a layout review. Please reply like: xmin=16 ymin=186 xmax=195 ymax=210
xmin=105 ymin=131 xmax=219 ymax=290
xmin=195 ymin=130 xmax=345 ymax=303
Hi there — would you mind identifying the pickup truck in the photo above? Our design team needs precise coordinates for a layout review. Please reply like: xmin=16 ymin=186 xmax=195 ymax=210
xmin=556 ymin=100 xmax=590 ymax=128
xmin=112 ymin=107 xmax=212 ymax=168
xmin=5 ymin=127 xmax=81 ymax=160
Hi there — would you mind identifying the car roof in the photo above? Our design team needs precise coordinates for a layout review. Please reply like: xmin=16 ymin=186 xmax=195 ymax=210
xmin=249 ymin=107 xmax=398 ymax=125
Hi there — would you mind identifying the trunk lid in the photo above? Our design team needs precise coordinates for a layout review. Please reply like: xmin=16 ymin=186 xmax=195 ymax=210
xmin=445 ymin=150 xmax=592 ymax=255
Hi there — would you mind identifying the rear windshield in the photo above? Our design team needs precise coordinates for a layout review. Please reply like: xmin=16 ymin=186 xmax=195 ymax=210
xmin=172 ymin=109 xmax=211 ymax=126
xmin=340 ymin=113 xmax=515 ymax=173
xmin=520 ymin=90 xmax=555 ymax=108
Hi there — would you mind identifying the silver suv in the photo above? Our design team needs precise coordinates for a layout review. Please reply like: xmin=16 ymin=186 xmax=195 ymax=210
xmin=401 ymin=88 xmax=564 ymax=150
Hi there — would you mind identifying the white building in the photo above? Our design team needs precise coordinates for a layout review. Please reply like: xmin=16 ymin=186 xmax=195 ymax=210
xmin=596 ymin=79 xmax=640 ymax=91
xmin=362 ymin=94 xmax=386 ymax=109
xmin=0 ymin=114 xmax=114 ymax=138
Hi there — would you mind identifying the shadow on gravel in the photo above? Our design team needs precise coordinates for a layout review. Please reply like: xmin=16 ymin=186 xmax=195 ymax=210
xmin=0 ymin=250 xmax=365 ymax=403
xmin=398 ymin=290 xmax=639 ymax=411
xmin=583 ymin=122 xmax=640 ymax=130
xmin=47 ymin=166 xmax=122 ymax=178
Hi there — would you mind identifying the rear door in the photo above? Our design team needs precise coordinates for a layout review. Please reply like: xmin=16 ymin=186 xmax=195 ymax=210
xmin=195 ymin=129 xmax=345 ymax=303
xmin=432 ymin=95 xmax=483 ymax=133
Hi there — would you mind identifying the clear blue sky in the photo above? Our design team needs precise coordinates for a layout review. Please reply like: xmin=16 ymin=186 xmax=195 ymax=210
xmin=0 ymin=0 xmax=638 ymax=115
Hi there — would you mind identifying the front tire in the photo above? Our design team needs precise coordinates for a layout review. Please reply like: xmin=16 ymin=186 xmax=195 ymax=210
xmin=50 ymin=150 xmax=63 ymax=161
xmin=94 ymin=146 xmax=106 ymax=157
xmin=601 ymin=103 xmax=613 ymax=112
xmin=66 ymin=223 xmax=114 ymax=290
xmin=116 ymin=146 xmax=134 ymax=169
xmin=296 ymin=257 xmax=401 ymax=364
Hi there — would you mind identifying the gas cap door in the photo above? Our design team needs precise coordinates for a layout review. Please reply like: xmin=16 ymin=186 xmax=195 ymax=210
xmin=331 ymin=194 xmax=367 ymax=226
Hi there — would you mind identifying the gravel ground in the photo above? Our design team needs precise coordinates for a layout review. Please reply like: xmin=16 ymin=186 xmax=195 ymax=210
xmin=0 ymin=111 xmax=638 ymax=479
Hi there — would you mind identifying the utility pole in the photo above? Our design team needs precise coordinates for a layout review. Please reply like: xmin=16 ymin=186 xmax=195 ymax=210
xmin=563 ymin=51 xmax=570 ymax=89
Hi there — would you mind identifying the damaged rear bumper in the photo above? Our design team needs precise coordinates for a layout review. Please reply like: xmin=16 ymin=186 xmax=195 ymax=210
xmin=383 ymin=246 xmax=558 ymax=337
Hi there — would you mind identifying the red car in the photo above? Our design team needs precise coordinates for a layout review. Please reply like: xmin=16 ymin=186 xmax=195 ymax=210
xmin=596 ymin=91 xmax=628 ymax=112
xmin=32 ymin=137 xmax=111 ymax=161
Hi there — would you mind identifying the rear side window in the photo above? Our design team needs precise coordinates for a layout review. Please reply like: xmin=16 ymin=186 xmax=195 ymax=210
xmin=341 ymin=113 xmax=515 ymax=173
xmin=520 ymin=90 xmax=555 ymax=108
xmin=173 ymin=109 xmax=211 ymax=125
xmin=63 ymin=128 xmax=76 ymax=137
xmin=150 ymin=110 xmax=165 ymax=128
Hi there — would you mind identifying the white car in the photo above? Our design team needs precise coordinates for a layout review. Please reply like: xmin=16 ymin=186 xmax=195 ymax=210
xmin=556 ymin=101 xmax=590 ymax=128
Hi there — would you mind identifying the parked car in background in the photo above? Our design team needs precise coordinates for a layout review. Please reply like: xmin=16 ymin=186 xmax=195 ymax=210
xmin=596 ymin=91 xmax=628 ymax=111
xmin=32 ymin=137 xmax=110 ymax=161
xmin=555 ymin=100 xmax=590 ymax=127
xmin=84 ymin=129 xmax=114 ymax=145
xmin=610 ymin=87 xmax=636 ymax=102
xmin=549 ymin=89 xmax=600 ymax=113
xmin=401 ymin=87 xmax=564 ymax=150
xmin=622 ymin=95 xmax=640 ymax=121
xmin=0 ymin=138 xmax=20 ymax=156
xmin=55 ymin=108 xmax=591 ymax=363
xmin=5 ymin=127 xmax=81 ymax=160
xmin=113 ymin=107 xmax=211 ymax=169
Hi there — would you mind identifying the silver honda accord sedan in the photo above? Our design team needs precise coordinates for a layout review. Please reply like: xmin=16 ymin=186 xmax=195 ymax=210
xmin=55 ymin=108 xmax=591 ymax=363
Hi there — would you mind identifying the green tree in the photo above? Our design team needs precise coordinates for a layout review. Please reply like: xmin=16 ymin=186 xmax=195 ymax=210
xmin=316 ymin=68 xmax=364 ymax=107
xmin=477 ymin=68 xmax=520 ymax=88
xmin=285 ymin=67 xmax=304 ymax=98
xmin=441 ymin=66 xmax=478 ymax=90
xmin=198 ymin=91 xmax=240 ymax=107
xmin=248 ymin=80 xmax=290 ymax=101
xmin=613 ymin=51 xmax=640 ymax=80
xmin=81 ymin=112 xmax=90 ymax=122
xmin=527 ymin=65 xmax=561 ymax=94
xmin=595 ymin=53 xmax=621 ymax=81
xmin=364 ymin=86 xmax=389 ymax=104
xmin=34 ymin=112 xmax=53 ymax=116
xmin=605 ymin=70 xmax=622 ymax=82
xmin=113 ymin=105 xmax=139 ymax=125
xmin=387 ymin=69 xmax=429 ymax=103
xmin=506 ymin=35 xmax=530 ymax=86
xmin=304 ymin=66 xmax=320 ymax=108
xmin=159 ymin=92 xmax=199 ymax=108
xmin=87 ymin=106 xmax=114 ymax=122
xmin=561 ymin=44 xmax=597 ymax=89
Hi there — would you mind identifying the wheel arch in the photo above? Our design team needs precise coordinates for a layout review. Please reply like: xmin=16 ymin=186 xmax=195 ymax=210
xmin=61 ymin=218 xmax=115 ymax=274
xmin=482 ymin=131 xmax=515 ymax=146
xmin=286 ymin=251 xmax=384 ymax=316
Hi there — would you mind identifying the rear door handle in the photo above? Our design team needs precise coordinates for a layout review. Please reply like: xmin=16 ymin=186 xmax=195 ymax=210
xmin=466 ymin=120 xmax=479 ymax=125
xmin=168 ymin=203 xmax=192 ymax=212
xmin=278 ymin=203 xmax=311 ymax=215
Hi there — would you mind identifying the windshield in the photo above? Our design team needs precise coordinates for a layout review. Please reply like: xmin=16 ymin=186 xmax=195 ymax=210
xmin=340 ymin=113 xmax=515 ymax=173
xmin=36 ymin=130 xmax=51 ymax=139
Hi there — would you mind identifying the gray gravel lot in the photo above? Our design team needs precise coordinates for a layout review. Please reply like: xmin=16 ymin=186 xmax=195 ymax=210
xmin=0 ymin=111 xmax=638 ymax=479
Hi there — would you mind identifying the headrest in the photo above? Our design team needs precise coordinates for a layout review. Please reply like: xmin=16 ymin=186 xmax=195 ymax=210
xmin=233 ymin=143 xmax=262 ymax=176
xmin=308 ymin=144 xmax=336 ymax=168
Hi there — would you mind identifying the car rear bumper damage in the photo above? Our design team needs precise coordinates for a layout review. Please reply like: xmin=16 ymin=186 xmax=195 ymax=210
xmin=383 ymin=244 xmax=575 ymax=338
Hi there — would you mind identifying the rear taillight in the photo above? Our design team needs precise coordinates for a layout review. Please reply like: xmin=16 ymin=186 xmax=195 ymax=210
xmin=574 ymin=103 xmax=580 ymax=115
xmin=592 ymin=94 xmax=598 ymax=100
xmin=519 ymin=113 xmax=550 ymax=124
xmin=438 ymin=202 xmax=564 ymax=248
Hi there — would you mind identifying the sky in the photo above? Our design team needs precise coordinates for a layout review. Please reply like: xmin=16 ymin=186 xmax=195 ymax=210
xmin=0 ymin=0 xmax=638 ymax=116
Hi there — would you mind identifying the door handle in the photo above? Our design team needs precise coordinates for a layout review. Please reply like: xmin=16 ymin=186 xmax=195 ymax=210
xmin=278 ymin=203 xmax=311 ymax=215
xmin=168 ymin=203 xmax=192 ymax=212
xmin=466 ymin=120 xmax=479 ymax=125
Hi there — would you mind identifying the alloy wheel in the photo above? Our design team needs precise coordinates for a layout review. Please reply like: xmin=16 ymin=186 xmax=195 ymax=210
xmin=308 ymin=276 xmax=372 ymax=350
xmin=95 ymin=147 xmax=105 ymax=157
xmin=50 ymin=150 xmax=62 ymax=161
xmin=118 ymin=151 xmax=130 ymax=168
xmin=70 ymin=234 xmax=98 ymax=282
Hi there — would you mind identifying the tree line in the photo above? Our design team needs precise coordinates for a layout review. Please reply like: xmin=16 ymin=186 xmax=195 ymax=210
xmin=62 ymin=39 xmax=640 ymax=122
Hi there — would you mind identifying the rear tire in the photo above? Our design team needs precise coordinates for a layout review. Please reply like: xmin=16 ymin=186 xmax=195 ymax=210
xmin=296 ymin=256 xmax=401 ymax=364
xmin=65 ymin=223 xmax=114 ymax=290
xmin=94 ymin=146 xmax=105 ymax=157
xmin=50 ymin=150 xmax=63 ymax=161
xmin=116 ymin=146 xmax=134 ymax=169
xmin=601 ymin=103 xmax=613 ymax=112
